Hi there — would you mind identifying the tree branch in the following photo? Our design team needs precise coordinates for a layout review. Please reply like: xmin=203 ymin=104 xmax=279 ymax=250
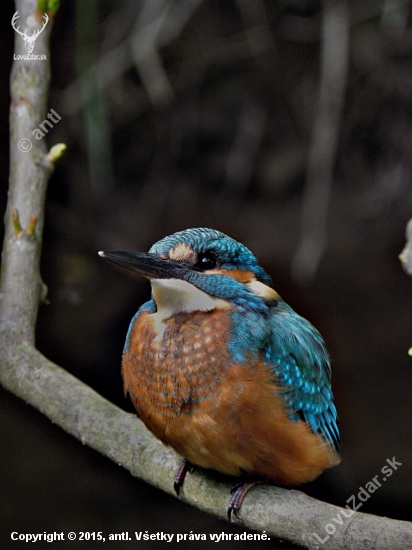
xmin=1 ymin=2 xmax=412 ymax=549
xmin=400 ymin=218 xmax=412 ymax=277
xmin=292 ymin=0 xmax=350 ymax=283
xmin=1 ymin=5 xmax=53 ymax=342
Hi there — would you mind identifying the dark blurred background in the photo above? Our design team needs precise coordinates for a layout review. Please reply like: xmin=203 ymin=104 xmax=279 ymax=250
xmin=1 ymin=0 xmax=412 ymax=548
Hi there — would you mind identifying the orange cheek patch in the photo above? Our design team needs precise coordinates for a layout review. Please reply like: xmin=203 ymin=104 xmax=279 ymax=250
xmin=210 ymin=269 xmax=255 ymax=283
xmin=210 ymin=270 xmax=281 ymax=301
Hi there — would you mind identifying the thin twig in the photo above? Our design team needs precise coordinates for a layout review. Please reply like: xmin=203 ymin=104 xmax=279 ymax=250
xmin=292 ymin=0 xmax=350 ymax=282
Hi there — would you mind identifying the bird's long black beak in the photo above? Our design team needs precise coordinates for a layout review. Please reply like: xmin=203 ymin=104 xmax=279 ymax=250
xmin=98 ymin=250 xmax=197 ymax=280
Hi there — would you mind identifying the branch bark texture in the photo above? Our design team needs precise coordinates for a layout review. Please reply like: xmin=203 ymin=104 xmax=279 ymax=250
xmin=1 ymin=1 xmax=53 ymax=343
xmin=1 ymin=2 xmax=412 ymax=549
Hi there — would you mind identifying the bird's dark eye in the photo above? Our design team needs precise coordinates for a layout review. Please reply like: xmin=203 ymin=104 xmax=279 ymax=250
xmin=196 ymin=252 xmax=218 ymax=270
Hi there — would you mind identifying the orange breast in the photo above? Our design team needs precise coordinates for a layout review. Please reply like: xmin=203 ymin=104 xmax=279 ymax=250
xmin=122 ymin=309 xmax=339 ymax=485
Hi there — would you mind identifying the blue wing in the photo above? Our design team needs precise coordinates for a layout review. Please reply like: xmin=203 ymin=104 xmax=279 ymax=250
xmin=228 ymin=302 xmax=339 ymax=450
xmin=266 ymin=301 xmax=339 ymax=451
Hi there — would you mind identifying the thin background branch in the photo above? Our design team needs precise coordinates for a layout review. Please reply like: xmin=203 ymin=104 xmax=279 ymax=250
xmin=291 ymin=0 xmax=350 ymax=283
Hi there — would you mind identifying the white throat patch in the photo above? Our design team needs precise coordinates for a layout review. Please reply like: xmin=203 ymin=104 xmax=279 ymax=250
xmin=151 ymin=278 xmax=228 ymax=322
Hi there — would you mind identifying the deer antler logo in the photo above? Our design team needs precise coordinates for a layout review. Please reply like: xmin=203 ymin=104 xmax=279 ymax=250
xmin=11 ymin=11 xmax=49 ymax=54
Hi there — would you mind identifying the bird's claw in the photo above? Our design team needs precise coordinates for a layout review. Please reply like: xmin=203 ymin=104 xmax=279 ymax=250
xmin=228 ymin=503 xmax=242 ymax=521
xmin=228 ymin=480 xmax=259 ymax=521
xmin=174 ymin=459 xmax=195 ymax=496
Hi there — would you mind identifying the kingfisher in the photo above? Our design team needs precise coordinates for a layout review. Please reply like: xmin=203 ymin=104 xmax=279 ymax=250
xmin=99 ymin=228 xmax=340 ymax=519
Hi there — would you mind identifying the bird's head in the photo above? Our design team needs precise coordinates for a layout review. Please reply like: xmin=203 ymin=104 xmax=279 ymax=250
xmin=99 ymin=228 xmax=280 ymax=316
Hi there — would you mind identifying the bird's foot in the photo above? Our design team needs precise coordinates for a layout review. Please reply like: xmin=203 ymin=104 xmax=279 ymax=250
xmin=228 ymin=480 xmax=261 ymax=521
xmin=174 ymin=459 xmax=195 ymax=496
